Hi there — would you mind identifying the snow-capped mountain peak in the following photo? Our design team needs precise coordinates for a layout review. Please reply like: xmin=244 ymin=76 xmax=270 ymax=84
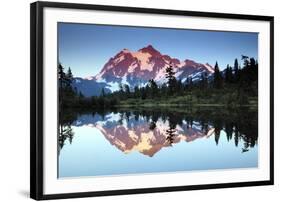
xmin=139 ymin=45 xmax=161 ymax=56
xmin=74 ymin=45 xmax=214 ymax=96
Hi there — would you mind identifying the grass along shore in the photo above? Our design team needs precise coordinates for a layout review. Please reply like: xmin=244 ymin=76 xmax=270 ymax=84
xmin=118 ymin=92 xmax=258 ymax=108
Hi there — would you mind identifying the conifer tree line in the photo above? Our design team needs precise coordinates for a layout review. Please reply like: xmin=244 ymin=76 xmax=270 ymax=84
xmin=58 ymin=55 xmax=258 ymax=108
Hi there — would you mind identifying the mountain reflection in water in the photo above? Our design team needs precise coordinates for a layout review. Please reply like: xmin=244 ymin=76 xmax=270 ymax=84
xmin=58 ymin=107 xmax=258 ymax=177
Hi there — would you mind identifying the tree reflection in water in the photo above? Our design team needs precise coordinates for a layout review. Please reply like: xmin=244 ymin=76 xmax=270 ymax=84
xmin=58 ymin=109 xmax=77 ymax=155
xmin=165 ymin=115 xmax=177 ymax=146
xmin=58 ymin=107 xmax=258 ymax=155
xmin=58 ymin=124 xmax=74 ymax=154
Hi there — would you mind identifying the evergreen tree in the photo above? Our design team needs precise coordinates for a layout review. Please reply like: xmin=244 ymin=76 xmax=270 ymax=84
xmin=225 ymin=64 xmax=233 ymax=83
xmin=250 ymin=57 xmax=256 ymax=68
xmin=229 ymin=66 xmax=233 ymax=83
xmin=140 ymin=87 xmax=147 ymax=99
xmin=165 ymin=63 xmax=177 ymax=93
xmin=234 ymin=58 xmax=239 ymax=81
xmin=148 ymin=79 xmax=158 ymax=97
xmin=240 ymin=55 xmax=250 ymax=88
xmin=118 ymin=83 xmax=124 ymax=94
xmin=176 ymin=79 xmax=184 ymax=95
xmin=65 ymin=67 xmax=73 ymax=88
xmin=184 ymin=77 xmax=190 ymax=90
xmin=58 ymin=63 xmax=65 ymax=87
xmin=159 ymin=84 xmax=168 ymax=97
xmin=58 ymin=64 xmax=77 ymax=108
xmin=242 ymin=55 xmax=250 ymax=69
xmin=189 ymin=78 xmax=193 ymax=88
xmin=58 ymin=63 xmax=65 ymax=119
xmin=66 ymin=67 xmax=73 ymax=78
xmin=134 ymin=85 xmax=140 ymax=98
xmin=249 ymin=57 xmax=258 ymax=82
xmin=101 ymin=88 xmax=105 ymax=97
xmin=200 ymin=72 xmax=208 ymax=89
xmin=58 ymin=63 xmax=64 ymax=75
xmin=124 ymin=84 xmax=130 ymax=95
xmin=213 ymin=61 xmax=223 ymax=89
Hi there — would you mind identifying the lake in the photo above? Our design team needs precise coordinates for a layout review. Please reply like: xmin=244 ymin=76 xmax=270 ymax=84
xmin=58 ymin=107 xmax=258 ymax=178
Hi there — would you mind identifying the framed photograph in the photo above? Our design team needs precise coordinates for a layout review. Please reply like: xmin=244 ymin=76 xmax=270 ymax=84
xmin=30 ymin=1 xmax=274 ymax=200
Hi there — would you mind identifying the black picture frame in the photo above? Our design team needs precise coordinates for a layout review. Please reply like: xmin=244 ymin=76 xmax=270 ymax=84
xmin=30 ymin=1 xmax=274 ymax=200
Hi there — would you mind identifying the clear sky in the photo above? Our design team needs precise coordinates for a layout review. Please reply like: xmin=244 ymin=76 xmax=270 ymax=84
xmin=58 ymin=22 xmax=258 ymax=78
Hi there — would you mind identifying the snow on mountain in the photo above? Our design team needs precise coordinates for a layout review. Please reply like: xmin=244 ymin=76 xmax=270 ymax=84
xmin=131 ymin=51 xmax=153 ymax=71
xmin=204 ymin=63 xmax=215 ymax=73
xmin=74 ymin=45 xmax=214 ymax=96
xmin=128 ymin=61 xmax=138 ymax=73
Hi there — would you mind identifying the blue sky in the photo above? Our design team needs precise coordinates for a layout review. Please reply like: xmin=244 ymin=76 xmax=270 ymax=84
xmin=58 ymin=23 xmax=258 ymax=78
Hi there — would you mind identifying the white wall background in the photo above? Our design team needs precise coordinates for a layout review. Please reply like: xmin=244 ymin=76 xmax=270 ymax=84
xmin=0 ymin=0 xmax=279 ymax=201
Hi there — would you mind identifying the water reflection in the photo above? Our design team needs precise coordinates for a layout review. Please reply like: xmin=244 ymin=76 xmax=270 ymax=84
xmin=58 ymin=124 xmax=74 ymax=153
xmin=58 ymin=110 xmax=76 ymax=154
xmin=59 ymin=107 xmax=258 ymax=157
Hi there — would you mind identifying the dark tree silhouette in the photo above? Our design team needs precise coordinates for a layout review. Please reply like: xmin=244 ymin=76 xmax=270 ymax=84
xmin=234 ymin=58 xmax=239 ymax=81
xmin=148 ymin=79 xmax=158 ymax=98
xmin=165 ymin=62 xmax=177 ymax=93
xmin=124 ymin=84 xmax=130 ymax=95
xmin=214 ymin=61 xmax=223 ymax=89
xmin=225 ymin=64 xmax=233 ymax=83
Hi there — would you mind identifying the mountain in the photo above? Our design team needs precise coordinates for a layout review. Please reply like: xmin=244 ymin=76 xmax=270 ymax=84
xmin=73 ymin=77 xmax=109 ymax=97
xmin=73 ymin=45 xmax=214 ymax=96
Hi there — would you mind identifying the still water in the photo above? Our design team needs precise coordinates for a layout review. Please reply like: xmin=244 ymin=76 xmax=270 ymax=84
xmin=58 ymin=107 xmax=258 ymax=178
